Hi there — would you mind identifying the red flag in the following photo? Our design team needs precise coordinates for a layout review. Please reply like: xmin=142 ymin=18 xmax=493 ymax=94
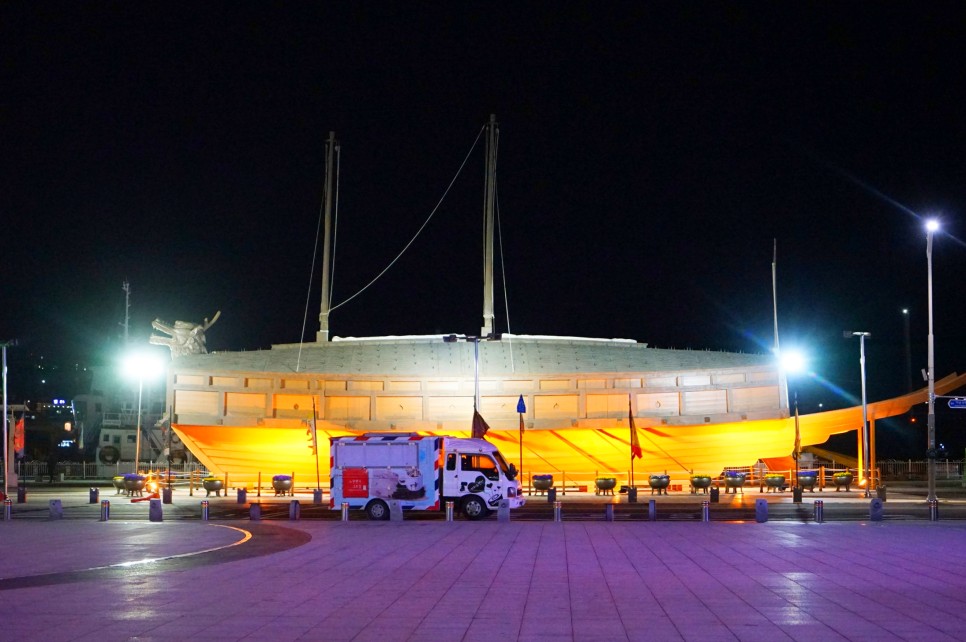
xmin=472 ymin=409 xmax=490 ymax=439
xmin=629 ymin=398 xmax=642 ymax=460
xmin=14 ymin=414 xmax=25 ymax=458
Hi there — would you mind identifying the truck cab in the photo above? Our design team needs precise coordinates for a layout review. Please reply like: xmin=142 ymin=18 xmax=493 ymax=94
xmin=441 ymin=437 xmax=525 ymax=519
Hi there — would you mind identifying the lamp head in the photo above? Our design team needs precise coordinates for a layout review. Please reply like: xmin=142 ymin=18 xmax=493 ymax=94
xmin=779 ymin=349 xmax=807 ymax=374
xmin=926 ymin=219 xmax=940 ymax=233
xmin=122 ymin=351 xmax=166 ymax=380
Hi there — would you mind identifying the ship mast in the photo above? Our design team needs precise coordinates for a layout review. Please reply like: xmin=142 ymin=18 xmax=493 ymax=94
xmin=481 ymin=114 xmax=498 ymax=336
xmin=317 ymin=131 xmax=339 ymax=343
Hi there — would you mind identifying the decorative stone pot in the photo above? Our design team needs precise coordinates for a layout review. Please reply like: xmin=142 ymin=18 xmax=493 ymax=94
xmin=532 ymin=474 xmax=553 ymax=494
xmin=272 ymin=475 xmax=293 ymax=496
xmin=112 ymin=476 xmax=126 ymax=495
xmin=764 ymin=474 xmax=786 ymax=492
xmin=723 ymin=473 xmax=745 ymax=494
xmin=690 ymin=475 xmax=712 ymax=494
xmin=797 ymin=471 xmax=818 ymax=491
xmin=123 ymin=474 xmax=146 ymax=497
xmin=648 ymin=474 xmax=670 ymax=495
xmin=833 ymin=472 xmax=853 ymax=492
xmin=203 ymin=477 xmax=224 ymax=497
xmin=595 ymin=477 xmax=617 ymax=495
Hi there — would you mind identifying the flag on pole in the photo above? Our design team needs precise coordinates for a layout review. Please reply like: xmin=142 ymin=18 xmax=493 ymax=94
xmin=629 ymin=397 xmax=642 ymax=459
xmin=472 ymin=409 xmax=490 ymax=439
xmin=14 ymin=413 xmax=25 ymax=458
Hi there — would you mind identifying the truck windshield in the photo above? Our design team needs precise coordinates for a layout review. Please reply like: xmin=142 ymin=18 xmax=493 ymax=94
xmin=492 ymin=451 xmax=512 ymax=476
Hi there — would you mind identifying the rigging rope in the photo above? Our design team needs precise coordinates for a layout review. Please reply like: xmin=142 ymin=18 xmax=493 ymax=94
xmin=327 ymin=123 xmax=487 ymax=314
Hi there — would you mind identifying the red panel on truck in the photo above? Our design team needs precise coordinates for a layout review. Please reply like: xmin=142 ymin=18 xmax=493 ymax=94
xmin=342 ymin=468 xmax=369 ymax=498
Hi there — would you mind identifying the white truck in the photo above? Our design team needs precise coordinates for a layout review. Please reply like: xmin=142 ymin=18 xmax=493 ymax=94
xmin=329 ymin=433 xmax=524 ymax=520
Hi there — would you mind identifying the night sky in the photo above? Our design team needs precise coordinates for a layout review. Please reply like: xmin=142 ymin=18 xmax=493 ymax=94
xmin=3 ymin=4 xmax=965 ymax=454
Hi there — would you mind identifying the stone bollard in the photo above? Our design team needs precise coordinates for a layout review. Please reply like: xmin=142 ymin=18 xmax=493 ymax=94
xmin=249 ymin=503 xmax=261 ymax=521
xmin=100 ymin=499 xmax=110 ymax=521
xmin=313 ymin=489 xmax=323 ymax=504
xmin=445 ymin=500 xmax=454 ymax=522
xmin=389 ymin=500 xmax=403 ymax=521
xmin=709 ymin=486 xmax=719 ymax=503
xmin=237 ymin=488 xmax=247 ymax=504
xmin=928 ymin=499 xmax=939 ymax=522
xmin=870 ymin=498 xmax=884 ymax=522
xmin=149 ymin=498 xmax=163 ymax=522
xmin=814 ymin=500 xmax=824 ymax=523
xmin=341 ymin=502 xmax=349 ymax=522
xmin=604 ymin=503 xmax=614 ymax=522
xmin=162 ymin=487 xmax=173 ymax=504
xmin=201 ymin=500 xmax=209 ymax=521
xmin=547 ymin=487 xmax=557 ymax=504
xmin=89 ymin=487 xmax=99 ymax=504
xmin=3 ymin=498 xmax=11 ymax=521
xmin=498 ymin=499 xmax=510 ymax=523
xmin=289 ymin=500 xmax=301 ymax=521
xmin=553 ymin=500 xmax=562 ymax=522
xmin=755 ymin=498 xmax=768 ymax=523
xmin=648 ymin=499 xmax=656 ymax=521
xmin=701 ymin=500 xmax=710 ymax=522
xmin=628 ymin=487 xmax=638 ymax=504
xmin=49 ymin=499 xmax=63 ymax=520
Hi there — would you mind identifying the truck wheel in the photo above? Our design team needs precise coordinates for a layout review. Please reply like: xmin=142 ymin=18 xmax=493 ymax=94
xmin=365 ymin=499 xmax=390 ymax=521
xmin=462 ymin=495 xmax=488 ymax=520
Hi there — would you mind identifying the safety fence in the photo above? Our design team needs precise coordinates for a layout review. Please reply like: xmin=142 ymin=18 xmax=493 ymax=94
xmin=8 ymin=460 xmax=208 ymax=482
xmin=879 ymin=459 xmax=963 ymax=480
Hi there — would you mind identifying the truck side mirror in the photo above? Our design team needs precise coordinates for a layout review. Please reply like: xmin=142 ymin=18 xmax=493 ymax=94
xmin=507 ymin=463 xmax=518 ymax=481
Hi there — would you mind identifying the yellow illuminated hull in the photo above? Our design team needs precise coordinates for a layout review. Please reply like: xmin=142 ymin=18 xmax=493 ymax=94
xmin=173 ymin=374 xmax=965 ymax=488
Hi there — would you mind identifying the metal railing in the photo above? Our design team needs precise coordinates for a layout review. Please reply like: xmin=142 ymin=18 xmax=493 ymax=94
xmin=7 ymin=459 xmax=208 ymax=482
xmin=879 ymin=459 xmax=963 ymax=480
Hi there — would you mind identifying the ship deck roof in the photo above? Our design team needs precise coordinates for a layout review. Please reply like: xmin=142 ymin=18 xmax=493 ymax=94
xmin=171 ymin=335 xmax=773 ymax=377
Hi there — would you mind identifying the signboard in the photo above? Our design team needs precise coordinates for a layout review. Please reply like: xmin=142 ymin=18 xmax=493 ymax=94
xmin=948 ymin=398 xmax=966 ymax=409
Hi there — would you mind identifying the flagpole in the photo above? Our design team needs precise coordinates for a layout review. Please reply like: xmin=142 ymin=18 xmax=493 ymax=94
xmin=312 ymin=398 xmax=321 ymax=491
xmin=630 ymin=450 xmax=635 ymax=488
xmin=518 ymin=412 xmax=524 ymax=477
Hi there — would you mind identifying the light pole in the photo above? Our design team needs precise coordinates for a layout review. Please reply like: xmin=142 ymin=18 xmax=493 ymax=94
xmin=123 ymin=352 xmax=165 ymax=473
xmin=845 ymin=331 xmax=872 ymax=497
xmin=925 ymin=218 xmax=940 ymax=503
xmin=779 ymin=349 xmax=806 ymax=502
xmin=443 ymin=333 xmax=502 ymax=411
xmin=1 ymin=339 xmax=17 ymax=499
xmin=902 ymin=309 xmax=913 ymax=394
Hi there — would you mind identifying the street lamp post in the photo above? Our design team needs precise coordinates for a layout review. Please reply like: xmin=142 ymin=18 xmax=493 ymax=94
xmin=925 ymin=219 xmax=940 ymax=503
xmin=779 ymin=350 xmax=806 ymax=503
xmin=443 ymin=332 xmax=502 ymax=411
xmin=1 ymin=339 xmax=17 ymax=499
xmin=123 ymin=352 xmax=165 ymax=473
xmin=846 ymin=331 xmax=872 ymax=497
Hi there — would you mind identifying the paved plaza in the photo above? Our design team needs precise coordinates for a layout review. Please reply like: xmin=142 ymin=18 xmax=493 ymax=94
xmin=2 ymin=508 xmax=966 ymax=641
